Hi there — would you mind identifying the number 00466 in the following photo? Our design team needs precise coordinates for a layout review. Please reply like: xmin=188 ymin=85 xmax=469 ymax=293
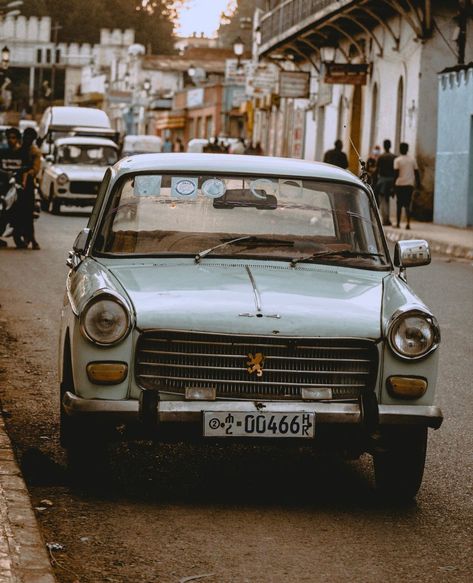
xmin=203 ymin=412 xmax=315 ymax=438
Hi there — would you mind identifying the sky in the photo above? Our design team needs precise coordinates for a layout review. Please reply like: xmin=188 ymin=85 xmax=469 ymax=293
xmin=174 ymin=0 xmax=236 ymax=37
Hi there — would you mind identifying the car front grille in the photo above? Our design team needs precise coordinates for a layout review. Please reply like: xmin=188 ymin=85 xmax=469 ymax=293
xmin=135 ymin=331 xmax=378 ymax=400
xmin=69 ymin=181 xmax=100 ymax=195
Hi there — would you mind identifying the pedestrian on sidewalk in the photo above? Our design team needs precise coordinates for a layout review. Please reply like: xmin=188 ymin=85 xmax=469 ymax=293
xmin=393 ymin=142 xmax=420 ymax=230
xmin=0 ymin=128 xmax=23 ymax=248
xmin=323 ymin=139 xmax=348 ymax=169
xmin=374 ymin=139 xmax=396 ymax=226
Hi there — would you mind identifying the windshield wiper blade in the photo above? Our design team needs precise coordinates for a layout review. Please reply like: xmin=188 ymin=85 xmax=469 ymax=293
xmin=195 ymin=236 xmax=293 ymax=263
xmin=290 ymin=249 xmax=384 ymax=267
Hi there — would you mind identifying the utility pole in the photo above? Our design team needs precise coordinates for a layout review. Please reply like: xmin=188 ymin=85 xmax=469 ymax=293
xmin=50 ymin=21 xmax=62 ymax=102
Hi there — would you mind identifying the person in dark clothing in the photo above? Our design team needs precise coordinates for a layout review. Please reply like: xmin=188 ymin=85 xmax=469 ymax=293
xmin=374 ymin=139 xmax=396 ymax=225
xmin=323 ymin=139 xmax=348 ymax=169
xmin=0 ymin=128 xmax=23 ymax=248
xmin=12 ymin=127 xmax=41 ymax=249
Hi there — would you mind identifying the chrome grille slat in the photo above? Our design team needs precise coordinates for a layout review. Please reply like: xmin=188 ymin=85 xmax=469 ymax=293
xmin=136 ymin=331 xmax=377 ymax=400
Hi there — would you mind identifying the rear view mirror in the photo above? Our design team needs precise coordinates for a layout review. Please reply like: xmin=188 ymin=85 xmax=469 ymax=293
xmin=72 ymin=227 xmax=91 ymax=255
xmin=213 ymin=189 xmax=277 ymax=210
xmin=394 ymin=240 xmax=431 ymax=268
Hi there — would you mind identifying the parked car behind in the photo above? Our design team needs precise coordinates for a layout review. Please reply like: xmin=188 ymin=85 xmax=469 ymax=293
xmin=121 ymin=134 xmax=162 ymax=157
xmin=40 ymin=136 xmax=118 ymax=214
xmin=61 ymin=153 xmax=442 ymax=500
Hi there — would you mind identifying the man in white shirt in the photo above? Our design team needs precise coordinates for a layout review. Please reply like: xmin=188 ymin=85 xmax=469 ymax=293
xmin=393 ymin=142 xmax=420 ymax=229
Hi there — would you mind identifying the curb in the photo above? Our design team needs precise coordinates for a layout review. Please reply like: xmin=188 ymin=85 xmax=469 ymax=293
xmin=0 ymin=415 xmax=56 ymax=583
xmin=384 ymin=227 xmax=473 ymax=260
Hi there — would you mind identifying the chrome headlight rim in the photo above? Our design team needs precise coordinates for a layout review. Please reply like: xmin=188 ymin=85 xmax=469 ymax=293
xmin=79 ymin=291 xmax=133 ymax=346
xmin=57 ymin=173 xmax=69 ymax=186
xmin=387 ymin=308 xmax=440 ymax=361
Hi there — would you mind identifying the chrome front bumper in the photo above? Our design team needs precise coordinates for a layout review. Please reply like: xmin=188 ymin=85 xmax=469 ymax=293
xmin=62 ymin=392 xmax=443 ymax=429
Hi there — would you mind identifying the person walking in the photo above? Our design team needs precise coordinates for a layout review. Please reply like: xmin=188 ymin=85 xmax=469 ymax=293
xmin=0 ymin=128 xmax=23 ymax=248
xmin=375 ymin=139 xmax=396 ymax=226
xmin=323 ymin=139 xmax=348 ymax=169
xmin=393 ymin=142 xmax=420 ymax=230
xmin=14 ymin=127 xmax=41 ymax=249
xmin=162 ymin=136 xmax=173 ymax=153
xmin=173 ymin=137 xmax=185 ymax=152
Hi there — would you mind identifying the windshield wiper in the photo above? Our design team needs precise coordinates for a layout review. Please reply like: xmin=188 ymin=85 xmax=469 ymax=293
xmin=290 ymin=249 xmax=385 ymax=267
xmin=195 ymin=236 xmax=293 ymax=263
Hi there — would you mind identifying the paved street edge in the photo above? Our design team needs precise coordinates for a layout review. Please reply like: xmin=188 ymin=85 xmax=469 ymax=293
xmin=0 ymin=413 xmax=56 ymax=583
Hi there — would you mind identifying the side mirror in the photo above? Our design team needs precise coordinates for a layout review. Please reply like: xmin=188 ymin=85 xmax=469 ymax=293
xmin=72 ymin=227 xmax=91 ymax=255
xmin=394 ymin=239 xmax=431 ymax=268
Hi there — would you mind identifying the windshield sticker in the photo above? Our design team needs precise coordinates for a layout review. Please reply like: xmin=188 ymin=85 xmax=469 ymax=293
xmin=249 ymin=178 xmax=277 ymax=200
xmin=202 ymin=178 xmax=226 ymax=199
xmin=172 ymin=177 xmax=198 ymax=199
xmin=134 ymin=175 xmax=162 ymax=196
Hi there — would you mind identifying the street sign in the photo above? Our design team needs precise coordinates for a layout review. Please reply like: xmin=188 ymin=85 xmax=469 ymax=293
xmin=279 ymin=71 xmax=310 ymax=98
xmin=187 ymin=87 xmax=204 ymax=108
xmin=324 ymin=63 xmax=369 ymax=85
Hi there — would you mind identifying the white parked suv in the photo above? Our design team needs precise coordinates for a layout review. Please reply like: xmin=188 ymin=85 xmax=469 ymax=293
xmin=40 ymin=136 xmax=118 ymax=214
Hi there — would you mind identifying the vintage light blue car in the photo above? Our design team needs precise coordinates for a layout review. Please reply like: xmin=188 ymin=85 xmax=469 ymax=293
xmin=60 ymin=153 xmax=442 ymax=499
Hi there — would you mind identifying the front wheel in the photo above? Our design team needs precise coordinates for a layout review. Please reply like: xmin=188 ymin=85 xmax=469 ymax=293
xmin=373 ymin=426 xmax=427 ymax=501
xmin=49 ymin=187 xmax=61 ymax=215
xmin=60 ymin=386 xmax=110 ymax=483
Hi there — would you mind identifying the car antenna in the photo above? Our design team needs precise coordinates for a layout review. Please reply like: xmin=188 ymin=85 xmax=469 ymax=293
xmin=344 ymin=125 xmax=369 ymax=184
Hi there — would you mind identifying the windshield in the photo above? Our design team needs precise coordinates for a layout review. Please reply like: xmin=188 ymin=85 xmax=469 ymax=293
xmin=94 ymin=173 xmax=388 ymax=269
xmin=56 ymin=144 xmax=117 ymax=166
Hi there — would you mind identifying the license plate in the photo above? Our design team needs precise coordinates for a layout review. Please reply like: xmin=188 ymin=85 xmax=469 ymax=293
xmin=203 ymin=411 xmax=315 ymax=438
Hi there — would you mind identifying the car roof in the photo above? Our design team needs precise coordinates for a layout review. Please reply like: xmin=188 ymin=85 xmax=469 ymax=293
xmin=114 ymin=153 xmax=364 ymax=186
xmin=45 ymin=106 xmax=111 ymax=128
xmin=55 ymin=136 xmax=118 ymax=148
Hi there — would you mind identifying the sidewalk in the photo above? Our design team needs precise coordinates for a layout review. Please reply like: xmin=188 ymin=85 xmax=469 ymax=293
xmin=383 ymin=217 xmax=473 ymax=260
xmin=0 ymin=414 xmax=56 ymax=582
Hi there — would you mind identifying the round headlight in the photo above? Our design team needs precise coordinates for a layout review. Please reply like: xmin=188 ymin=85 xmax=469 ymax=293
xmin=80 ymin=295 xmax=130 ymax=345
xmin=57 ymin=173 xmax=69 ymax=185
xmin=388 ymin=310 xmax=440 ymax=360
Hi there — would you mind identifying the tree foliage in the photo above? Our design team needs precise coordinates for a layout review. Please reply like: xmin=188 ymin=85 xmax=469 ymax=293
xmin=21 ymin=0 xmax=177 ymax=53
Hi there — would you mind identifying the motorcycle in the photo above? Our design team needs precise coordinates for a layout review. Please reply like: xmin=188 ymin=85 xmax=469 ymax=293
xmin=0 ymin=170 xmax=21 ymax=238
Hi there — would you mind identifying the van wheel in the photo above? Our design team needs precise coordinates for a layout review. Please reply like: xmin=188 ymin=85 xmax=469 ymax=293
xmin=373 ymin=426 xmax=427 ymax=501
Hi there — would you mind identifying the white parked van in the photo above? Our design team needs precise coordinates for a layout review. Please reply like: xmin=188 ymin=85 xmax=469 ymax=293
xmin=38 ymin=106 xmax=117 ymax=151
xmin=122 ymin=135 xmax=163 ymax=157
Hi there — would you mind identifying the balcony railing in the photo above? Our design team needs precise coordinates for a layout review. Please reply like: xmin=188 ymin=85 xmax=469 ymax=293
xmin=259 ymin=0 xmax=352 ymax=51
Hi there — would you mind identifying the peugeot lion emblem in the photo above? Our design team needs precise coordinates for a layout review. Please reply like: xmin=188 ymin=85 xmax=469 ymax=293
xmin=247 ymin=353 xmax=265 ymax=377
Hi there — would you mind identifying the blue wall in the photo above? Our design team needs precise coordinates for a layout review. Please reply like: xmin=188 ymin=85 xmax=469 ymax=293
xmin=435 ymin=67 xmax=473 ymax=227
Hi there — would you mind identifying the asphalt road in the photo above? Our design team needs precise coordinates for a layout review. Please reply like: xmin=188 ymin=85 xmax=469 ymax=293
xmin=0 ymin=211 xmax=472 ymax=583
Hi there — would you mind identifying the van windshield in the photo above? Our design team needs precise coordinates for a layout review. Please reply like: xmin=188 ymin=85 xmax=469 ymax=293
xmin=94 ymin=173 xmax=388 ymax=269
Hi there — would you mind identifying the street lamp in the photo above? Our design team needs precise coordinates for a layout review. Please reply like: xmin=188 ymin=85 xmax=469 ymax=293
xmin=233 ymin=36 xmax=245 ymax=76
xmin=143 ymin=78 xmax=151 ymax=93
xmin=187 ymin=63 xmax=196 ymax=79
xmin=320 ymin=43 xmax=337 ymax=64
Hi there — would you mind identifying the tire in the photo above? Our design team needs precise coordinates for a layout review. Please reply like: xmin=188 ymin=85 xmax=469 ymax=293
xmin=49 ymin=187 xmax=61 ymax=215
xmin=373 ymin=426 xmax=427 ymax=501
xmin=60 ymin=383 xmax=110 ymax=484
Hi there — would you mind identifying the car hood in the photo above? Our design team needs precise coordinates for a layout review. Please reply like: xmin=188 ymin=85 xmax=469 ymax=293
xmin=53 ymin=165 xmax=109 ymax=180
xmin=107 ymin=260 xmax=384 ymax=338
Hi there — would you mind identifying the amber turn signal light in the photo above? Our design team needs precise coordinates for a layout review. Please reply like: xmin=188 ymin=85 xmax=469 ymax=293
xmin=86 ymin=362 xmax=128 ymax=385
xmin=387 ymin=376 xmax=427 ymax=399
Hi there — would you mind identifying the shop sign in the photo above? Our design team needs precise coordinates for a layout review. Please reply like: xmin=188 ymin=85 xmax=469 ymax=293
xmin=187 ymin=87 xmax=204 ymax=108
xmin=246 ymin=62 xmax=279 ymax=97
xmin=279 ymin=71 xmax=310 ymax=98
xmin=225 ymin=59 xmax=251 ymax=85
xmin=324 ymin=63 xmax=369 ymax=85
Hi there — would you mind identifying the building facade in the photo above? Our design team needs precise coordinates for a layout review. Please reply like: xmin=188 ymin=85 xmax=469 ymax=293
xmin=255 ymin=0 xmax=473 ymax=218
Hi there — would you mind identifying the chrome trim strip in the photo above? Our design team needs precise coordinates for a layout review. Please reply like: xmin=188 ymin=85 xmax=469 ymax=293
xmin=63 ymin=392 xmax=443 ymax=428
xmin=140 ymin=349 xmax=371 ymax=363
xmin=140 ymin=363 xmax=369 ymax=375
xmin=138 ymin=375 xmax=366 ymax=387
xmin=245 ymin=265 xmax=262 ymax=312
